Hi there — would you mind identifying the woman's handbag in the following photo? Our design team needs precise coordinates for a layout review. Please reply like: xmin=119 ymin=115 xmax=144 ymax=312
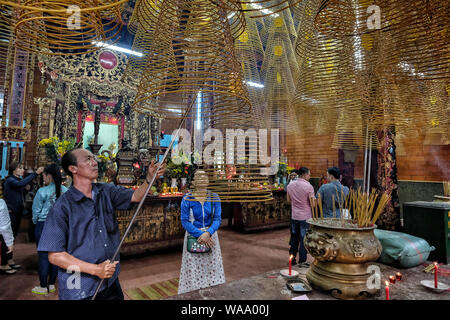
xmin=187 ymin=232 xmax=211 ymax=253
xmin=187 ymin=200 xmax=214 ymax=254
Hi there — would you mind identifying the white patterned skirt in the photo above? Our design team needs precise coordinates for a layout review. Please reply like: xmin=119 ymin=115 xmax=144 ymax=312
xmin=178 ymin=231 xmax=226 ymax=295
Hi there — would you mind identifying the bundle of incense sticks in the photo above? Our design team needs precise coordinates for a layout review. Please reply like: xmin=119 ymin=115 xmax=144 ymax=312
xmin=346 ymin=188 xmax=391 ymax=227
xmin=309 ymin=194 xmax=323 ymax=221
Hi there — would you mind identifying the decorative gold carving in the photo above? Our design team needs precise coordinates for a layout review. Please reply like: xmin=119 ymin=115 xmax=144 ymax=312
xmin=304 ymin=229 xmax=339 ymax=262
xmin=305 ymin=219 xmax=382 ymax=300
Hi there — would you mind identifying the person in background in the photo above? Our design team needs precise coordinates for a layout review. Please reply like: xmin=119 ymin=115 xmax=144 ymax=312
xmin=0 ymin=198 xmax=14 ymax=275
xmin=316 ymin=167 xmax=350 ymax=218
xmin=31 ymin=164 xmax=68 ymax=295
xmin=2 ymin=162 xmax=44 ymax=271
xmin=287 ymin=171 xmax=298 ymax=186
xmin=286 ymin=167 xmax=315 ymax=267
xmin=178 ymin=170 xmax=225 ymax=294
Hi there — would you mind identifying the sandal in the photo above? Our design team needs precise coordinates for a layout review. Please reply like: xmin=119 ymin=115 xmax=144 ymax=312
xmin=0 ymin=266 xmax=16 ymax=275
xmin=8 ymin=260 xmax=21 ymax=270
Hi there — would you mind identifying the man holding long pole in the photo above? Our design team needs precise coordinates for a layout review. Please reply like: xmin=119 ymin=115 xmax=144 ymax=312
xmin=37 ymin=148 xmax=166 ymax=300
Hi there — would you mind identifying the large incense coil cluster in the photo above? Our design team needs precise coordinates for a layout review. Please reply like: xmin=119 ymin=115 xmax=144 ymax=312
xmin=260 ymin=14 xmax=298 ymax=82
xmin=132 ymin=0 xmax=254 ymax=128
xmin=259 ymin=7 xmax=297 ymax=46
xmin=261 ymin=36 xmax=298 ymax=135
xmin=211 ymin=0 xmax=302 ymax=18
xmin=234 ymin=11 xmax=265 ymax=118
xmin=260 ymin=12 xmax=299 ymax=140
xmin=131 ymin=0 xmax=272 ymax=202
xmin=188 ymin=167 xmax=274 ymax=202
xmin=311 ymin=0 xmax=448 ymax=135
xmin=293 ymin=0 xmax=449 ymax=151
xmin=260 ymin=11 xmax=299 ymax=134
xmin=379 ymin=0 xmax=449 ymax=81
xmin=0 ymin=0 xmax=126 ymax=55
xmin=293 ymin=0 xmax=363 ymax=143
xmin=235 ymin=12 xmax=265 ymax=65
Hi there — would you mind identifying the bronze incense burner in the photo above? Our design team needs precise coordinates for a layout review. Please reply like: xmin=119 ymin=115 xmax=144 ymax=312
xmin=304 ymin=218 xmax=382 ymax=300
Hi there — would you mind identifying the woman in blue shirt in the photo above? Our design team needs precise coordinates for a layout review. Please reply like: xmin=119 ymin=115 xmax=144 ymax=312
xmin=178 ymin=170 xmax=225 ymax=294
xmin=31 ymin=164 xmax=68 ymax=295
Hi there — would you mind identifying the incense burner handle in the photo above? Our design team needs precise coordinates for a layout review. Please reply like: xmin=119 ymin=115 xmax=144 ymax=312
xmin=304 ymin=229 xmax=339 ymax=262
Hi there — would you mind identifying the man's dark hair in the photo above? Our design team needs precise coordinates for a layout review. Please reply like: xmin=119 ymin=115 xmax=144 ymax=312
xmin=8 ymin=161 xmax=23 ymax=177
xmin=298 ymin=167 xmax=310 ymax=177
xmin=61 ymin=148 xmax=80 ymax=177
xmin=327 ymin=167 xmax=340 ymax=179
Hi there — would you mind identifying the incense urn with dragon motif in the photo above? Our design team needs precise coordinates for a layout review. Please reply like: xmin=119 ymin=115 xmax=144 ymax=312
xmin=304 ymin=218 xmax=382 ymax=300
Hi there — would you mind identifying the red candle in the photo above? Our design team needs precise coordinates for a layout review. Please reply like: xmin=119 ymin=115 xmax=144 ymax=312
xmin=389 ymin=275 xmax=396 ymax=284
xmin=434 ymin=262 xmax=438 ymax=288
xmin=289 ymin=255 xmax=294 ymax=276
xmin=396 ymin=272 xmax=402 ymax=281
xmin=385 ymin=281 xmax=390 ymax=300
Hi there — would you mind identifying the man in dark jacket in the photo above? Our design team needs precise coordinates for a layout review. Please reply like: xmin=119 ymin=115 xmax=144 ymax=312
xmin=1 ymin=162 xmax=43 ymax=271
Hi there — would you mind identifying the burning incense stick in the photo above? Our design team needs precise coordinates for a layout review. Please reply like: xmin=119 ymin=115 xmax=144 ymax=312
xmin=332 ymin=194 xmax=336 ymax=219
xmin=318 ymin=193 xmax=323 ymax=219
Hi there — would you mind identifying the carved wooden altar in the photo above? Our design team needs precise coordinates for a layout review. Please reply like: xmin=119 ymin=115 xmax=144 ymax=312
xmin=232 ymin=190 xmax=291 ymax=231
xmin=36 ymin=49 xmax=162 ymax=165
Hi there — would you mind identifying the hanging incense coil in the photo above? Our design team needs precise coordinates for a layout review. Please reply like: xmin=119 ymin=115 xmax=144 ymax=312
xmin=1 ymin=0 xmax=126 ymax=55
xmin=293 ymin=0 xmax=448 ymax=151
xmin=261 ymin=36 xmax=298 ymax=136
xmin=132 ymin=0 xmax=253 ymax=126
xmin=133 ymin=0 xmax=273 ymax=202
xmin=379 ymin=0 xmax=449 ymax=81
xmin=234 ymin=12 xmax=265 ymax=126
xmin=187 ymin=166 xmax=274 ymax=202
xmin=293 ymin=0 xmax=363 ymax=141
xmin=259 ymin=7 xmax=297 ymax=45
xmin=259 ymin=11 xmax=300 ymax=147
xmin=211 ymin=0 xmax=303 ymax=18
xmin=260 ymin=13 xmax=299 ymax=82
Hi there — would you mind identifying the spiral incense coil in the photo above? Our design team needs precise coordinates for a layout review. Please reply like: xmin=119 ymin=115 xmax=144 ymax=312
xmin=211 ymin=0 xmax=303 ymax=18
xmin=234 ymin=12 xmax=264 ymax=65
xmin=234 ymin=11 xmax=265 ymax=125
xmin=261 ymin=36 xmax=298 ymax=135
xmin=132 ymin=0 xmax=254 ymax=127
xmin=293 ymin=0 xmax=362 ymax=140
xmin=3 ymin=0 xmax=126 ymax=55
xmin=379 ymin=0 xmax=449 ymax=81
xmin=259 ymin=7 xmax=297 ymax=45
xmin=187 ymin=166 xmax=274 ymax=202
xmin=293 ymin=0 xmax=448 ymax=150
xmin=260 ymin=14 xmax=299 ymax=86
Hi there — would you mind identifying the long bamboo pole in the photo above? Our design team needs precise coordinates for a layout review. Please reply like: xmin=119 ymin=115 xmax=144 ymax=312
xmin=91 ymin=93 xmax=197 ymax=300
xmin=367 ymin=132 xmax=373 ymax=194
xmin=363 ymin=124 xmax=368 ymax=193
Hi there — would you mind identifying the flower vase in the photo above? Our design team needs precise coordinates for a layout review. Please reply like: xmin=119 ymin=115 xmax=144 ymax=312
xmin=171 ymin=178 xmax=178 ymax=193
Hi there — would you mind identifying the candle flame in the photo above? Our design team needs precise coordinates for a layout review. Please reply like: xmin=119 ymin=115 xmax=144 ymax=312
xmin=289 ymin=255 xmax=294 ymax=261
xmin=385 ymin=281 xmax=389 ymax=286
